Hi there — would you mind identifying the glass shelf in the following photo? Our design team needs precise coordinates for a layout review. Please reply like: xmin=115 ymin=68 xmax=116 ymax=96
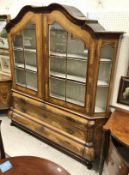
xmin=50 ymin=51 xmax=88 ymax=60
xmin=50 ymin=71 xmax=66 ymax=79
xmin=15 ymin=63 xmax=24 ymax=69
xmin=50 ymin=71 xmax=86 ymax=83
xmin=50 ymin=51 xmax=66 ymax=57
xmin=100 ymin=58 xmax=112 ymax=62
xmin=95 ymin=106 xmax=105 ymax=113
xmin=50 ymin=93 xmax=65 ymax=101
xmin=97 ymin=80 xmax=109 ymax=87
xmin=25 ymin=65 xmax=37 ymax=72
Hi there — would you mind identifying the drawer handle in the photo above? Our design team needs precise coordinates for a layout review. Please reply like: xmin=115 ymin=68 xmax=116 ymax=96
xmin=43 ymin=114 xmax=48 ymax=119
xmin=2 ymin=94 xmax=7 ymax=99
xmin=66 ymin=128 xmax=75 ymax=134
xmin=66 ymin=116 xmax=76 ymax=123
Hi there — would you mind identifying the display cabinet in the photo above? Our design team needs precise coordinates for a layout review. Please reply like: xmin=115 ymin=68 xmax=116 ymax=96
xmin=6 ymin=4 xmax=123 ymax=168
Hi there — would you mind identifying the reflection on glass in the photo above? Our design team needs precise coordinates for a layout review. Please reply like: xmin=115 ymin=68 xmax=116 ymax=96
xmin=49 ymin=22 xmax=88 ymax=106
xmin=50 ymin=77 xmax=65 ymax=100
xmin=26 ymin=71 xmax=37 ymax=90
xmin=15 ymin=68 xmax=26 ymax=86
xmin=14 ymin=50 xmax=24 ymax=68
xmin=66 ymin=81 xmax=85 ymax=106
xmin=13 ymin=34 xmax=23 ymax=48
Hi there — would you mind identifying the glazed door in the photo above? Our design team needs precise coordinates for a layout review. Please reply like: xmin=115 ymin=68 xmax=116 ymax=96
xmin=9 ymin=14 xmax=43 ymax=98
xmin=94 ymin=41 xmax=117 ymax=114
xmin=44 ymin=12 xmax=94 ymax=113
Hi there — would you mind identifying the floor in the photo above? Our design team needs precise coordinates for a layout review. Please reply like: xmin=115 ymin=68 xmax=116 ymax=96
xmin=0 ymin=113 xmax=99 ymax=175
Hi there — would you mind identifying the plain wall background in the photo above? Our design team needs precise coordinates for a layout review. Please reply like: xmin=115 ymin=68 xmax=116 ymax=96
xmin=0 ymin=0 xmax=129 ymax=111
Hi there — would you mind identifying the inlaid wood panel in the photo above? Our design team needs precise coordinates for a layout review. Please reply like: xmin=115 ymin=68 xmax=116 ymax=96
xmin=12 ymin=112 xmax=85 ymax=157
xmin=13 ymin=96 xmax=87 ymax=142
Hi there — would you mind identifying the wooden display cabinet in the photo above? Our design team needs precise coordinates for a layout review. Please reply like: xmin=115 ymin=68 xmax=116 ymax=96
xmin=6 ymin=4 xmax=123 ymax=168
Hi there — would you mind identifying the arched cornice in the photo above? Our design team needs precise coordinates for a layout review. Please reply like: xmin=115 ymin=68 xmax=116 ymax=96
xmin=5 ymin=3 xmax=97 ymax=35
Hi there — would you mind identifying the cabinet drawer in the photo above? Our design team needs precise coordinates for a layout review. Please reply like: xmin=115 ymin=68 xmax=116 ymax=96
xmin=13 ymin=96 xmax=88 ymax=141
xmin=12 ymin=112 xmax=84 ymax=157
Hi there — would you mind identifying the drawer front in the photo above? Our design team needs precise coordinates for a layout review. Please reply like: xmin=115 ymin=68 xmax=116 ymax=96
xmin=13 ymin=96 xmax=88 ymax=141
xmin=12 ymin=112 xmax=84 ymax=157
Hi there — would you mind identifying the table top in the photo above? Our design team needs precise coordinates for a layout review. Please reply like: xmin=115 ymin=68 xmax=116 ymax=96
xmin=0 ymin=156 xmax=70 ymax=175
xmin=0 ymin=74 xmax=11 ymax=82
xmin=103 ymin=110 xmax=129 ymax=148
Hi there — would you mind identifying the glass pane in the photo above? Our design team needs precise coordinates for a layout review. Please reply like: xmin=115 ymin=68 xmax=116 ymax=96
xmin=100 ymin=45 xmax=113 ymax=60
xmin=49 ymin=77 xmax=65 ymax=100
xmin=98 ymin=62 xmax=111 ymax=84
xmin=13 ymin=33 xmax=23 ymax=48
xmin=23 ymin=28 xmax=36 ymax=49
xmin=95 ymin=87 xmax=108 ymax=112
xmin=14 ymin=50 xmax=24 ymax=68
xmin=67 ymin=58 xmax=86 ymax=82
xmin=98 ymin=45 xmax=113 ymax=84
xmin=26 ymin=70 xmax=37 ymax=90
xmin=66 ymin=81 xmax=85 ymax=106
xmin=49 ymin=23 xmax=67 ymax=54
xmin=24 ymin=50 xmax=37 ymax=71
xmin=15 ymin=68 xmax=26 ymax=86
xmin=67 ymin=34 xmax=88 ymax=59
xmin=50 ymin=56 xmax=66 ymax=78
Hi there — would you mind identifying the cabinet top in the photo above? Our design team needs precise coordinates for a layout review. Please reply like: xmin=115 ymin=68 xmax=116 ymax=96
xmin=104 ymin=110 xmax=129 ymax=148
xmin=6 ymin=3 xmax=123 ymax=36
